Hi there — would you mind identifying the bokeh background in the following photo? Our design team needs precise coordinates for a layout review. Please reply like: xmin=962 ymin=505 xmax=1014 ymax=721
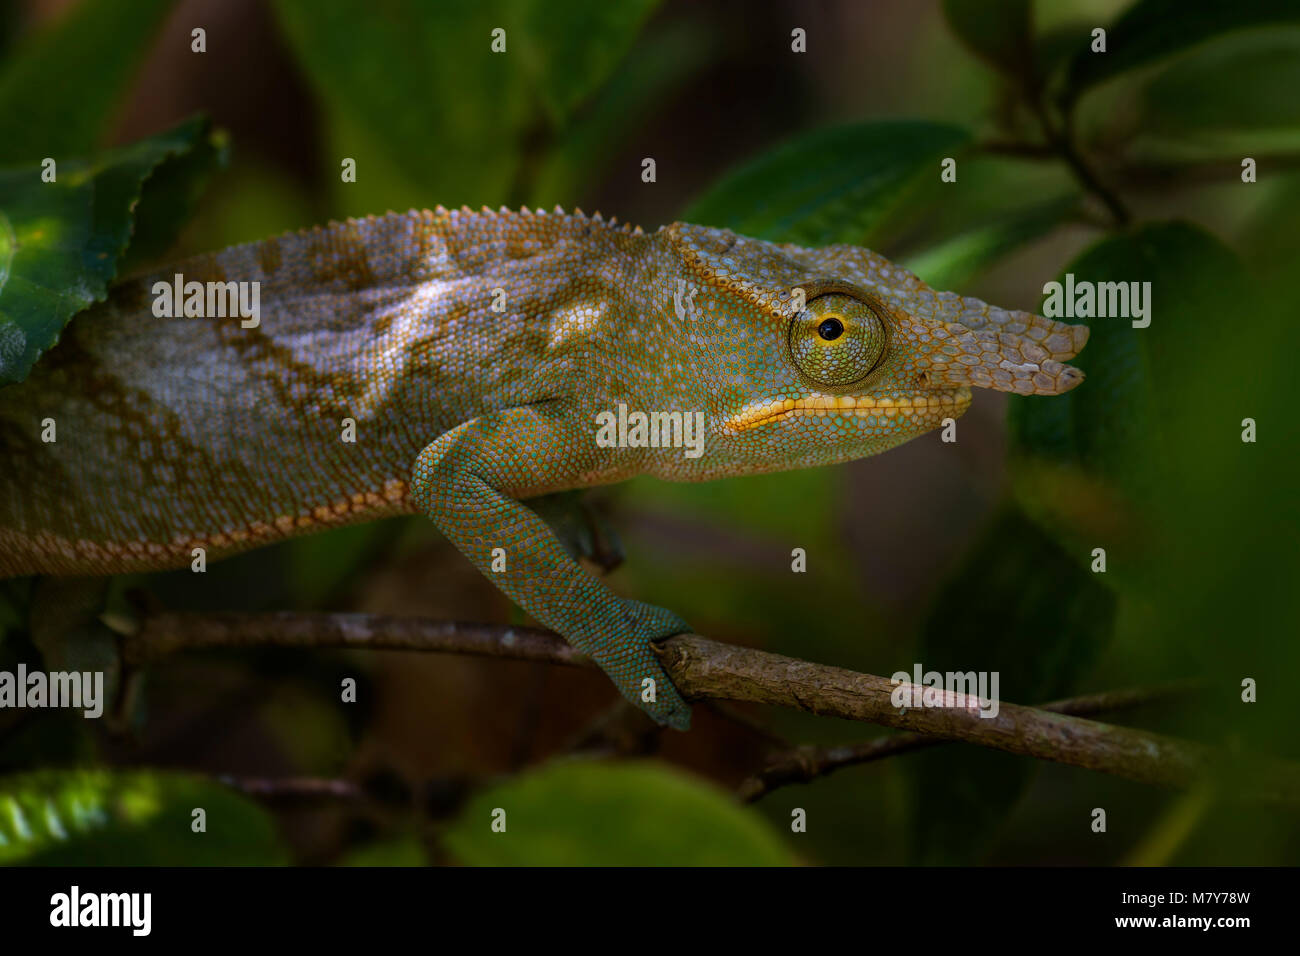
xmin=0 ymin=0 xmax=1297 ymax=865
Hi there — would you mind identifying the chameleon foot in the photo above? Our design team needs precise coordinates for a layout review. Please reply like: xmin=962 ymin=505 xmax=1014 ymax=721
xmin=588 ymin=598 xmax=692 ymax=731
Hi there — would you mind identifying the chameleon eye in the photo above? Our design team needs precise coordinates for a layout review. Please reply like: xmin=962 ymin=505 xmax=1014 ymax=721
xmin=789 ymin=293 xmax=887 ymax=388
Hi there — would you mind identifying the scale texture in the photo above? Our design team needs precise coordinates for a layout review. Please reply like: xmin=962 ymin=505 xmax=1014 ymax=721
xmin=0 ymin=207 xmax=1088 ymax=728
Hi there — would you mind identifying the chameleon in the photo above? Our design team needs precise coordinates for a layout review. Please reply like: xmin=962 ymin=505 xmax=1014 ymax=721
xmin=0 ymin=206 xmax=1088 ymax=729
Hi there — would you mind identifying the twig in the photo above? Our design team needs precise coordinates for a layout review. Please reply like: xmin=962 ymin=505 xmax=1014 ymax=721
xmin=120 ymin=612 xmax=1300 ymax=806
xmin=736 ymin=679 xmax=1204 ymax=802
xmin=1028 ymin=99 xmax=1131 ymax=227
xmin=218 ymin=775 xmax=366 ymax=804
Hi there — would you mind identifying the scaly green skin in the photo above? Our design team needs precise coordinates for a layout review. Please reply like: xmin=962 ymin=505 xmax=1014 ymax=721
xmin=0 ymin=207 xmax=1088 ymax=728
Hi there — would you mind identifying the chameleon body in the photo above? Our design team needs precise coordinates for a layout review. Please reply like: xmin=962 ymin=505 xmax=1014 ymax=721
xmin=0 ymin=207 xmax=1087 ymax=728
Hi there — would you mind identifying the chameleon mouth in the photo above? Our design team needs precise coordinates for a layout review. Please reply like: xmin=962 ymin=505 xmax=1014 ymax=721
xmin=725 ymin=388 xmax=972 ymax=432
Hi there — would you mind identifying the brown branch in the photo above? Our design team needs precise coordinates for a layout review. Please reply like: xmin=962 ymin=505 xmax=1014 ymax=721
xmin=218 ymin=775 xmax=366 ymax=805
xmin=120 ymin=612 xmax=1300 ymax=806
xmin=736 ymin=680 xmax=1205 ymax=802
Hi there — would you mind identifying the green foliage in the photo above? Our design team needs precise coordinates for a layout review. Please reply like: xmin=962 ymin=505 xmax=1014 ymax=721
xmin=1138 ymin=28 xmax=1300 ymax=154
xmin=337 ymin=835 xmax=428 ymax=866
xmin=684 ymin=121 xmax=971 ymax=246
xmin=942 ymin=0 xmax=1033 ymax=79
xmin=1007 ymin=223 xmax=1251 ymax=585
xmin=0 ymin=116 xmax=226 ymax=386
xmin=0 ymin=770 xmax=287 ymax=865
xmin=903 ymin=193 xmax=1077 ymax=290
xmin=0 ymin=0 xmax=174 ymax=163
xmin=273 ymin=0 xmax=660 ymax=211
xmin=1063 ymin=0 xmax=1300 ymax=102
xmin=443 ymin=760 xmax=796 ymax=865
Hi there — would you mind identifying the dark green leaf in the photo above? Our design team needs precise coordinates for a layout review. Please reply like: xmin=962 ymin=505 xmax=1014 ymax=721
xmin=533 ymin=19 xmax=710 ymax=206
xmin=443 ymin=760 xmax=795 ymax=865
xmin=337 ymin=835 xmax=427 ymax=866
xmin=1007 ymin=222 xmax=1253 ymax=582
xmin=942 ymin=0 xmax=1033 ymax=79
xmin=684 ymin=120 xmax=971 ymax=246
xmin=1064 ymin=0 xmax=1300 ymax=102
xmin=273 ymin=0 xmax=659 ymax=208
xmin=0 ymin=770 xmax=287 ymax=865
xmin=1139 ymin=28 xmax=1300 ymax=144
xmin=0 ymin=0 xmax=175 ymax=164
xmin=0 ymin=116 xmax=225 ymax=386
xmin=518 ymin=0 xmax=661 ymax=125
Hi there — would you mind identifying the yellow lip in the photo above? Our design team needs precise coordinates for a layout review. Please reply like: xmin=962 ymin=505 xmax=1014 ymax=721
xmin=725 ymin=388 xmax=972 ymax=432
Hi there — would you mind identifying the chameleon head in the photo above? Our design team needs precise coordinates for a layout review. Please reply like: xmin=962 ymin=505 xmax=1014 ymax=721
xmin=662 ymin=223 xmax=1089 ymax=472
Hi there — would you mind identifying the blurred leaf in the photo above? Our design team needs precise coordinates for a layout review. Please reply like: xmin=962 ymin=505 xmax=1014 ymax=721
xmin=909 ymin=508 xmax=1116 ymax=863
xmin=0 ymin=770 xmax=287 ymax=865
xmin=274 ymin=0 xmax=658 ymax=209
xmin=903 ymin=193 xmax=1077 ymax=289
xmin=338 ymin=834 xmax=427 ymax=866
xmin=533 ymin=18 xmax=710 ymax=206
xmin=1064 ymin=0 xmax=1300 ymax=103
xmin=0 ymin=116 xmax=226 ymax=386
xmin=684 ymin=120 xmax=971 ymax=246
xmin=1033 ymin=21 xmax=1098 ymax=93
xmin=942 ymin=0 xmax=1032 ymax=79
xmin=1138 ymin=27 xmax=1300 ymax=150
xmin=1122 ymin=786 xmax=1213 ymax=865
xmin=273 ymin=0 xmax=528 ymax=205
xmin=120 ymin=126 xmax=229 ymax=271
xmin=1007 ymin=221 xmax=1251 ymax=580
xmin=0 ymin=0 xmax=175 ymax=163
xmin=518 ymin=0 xmax=661 ymax=125
xmin=443 ymin=760 xmax=795 ymax=865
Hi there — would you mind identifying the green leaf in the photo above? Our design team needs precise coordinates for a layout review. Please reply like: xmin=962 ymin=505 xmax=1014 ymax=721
xmin=443 ymin=760 xmax=795 ymax=866
xmin=1007 ymin=222 xmax=1252 ymax=581
xmin=684 ymin=120 xmax=971 ymax=246
xmin=942 ymin=0 xmax=1033 ymax=78
xmin=903 ymin=194 xmax=1077 ymax=290
xmin=909 ymin=508 xmax=1116 ymax=863
xmin=517 ymin=0 xmax=661 ymax=125
xmin=1138 ymin=27 xmax=1300 ymax=146
xmin=273 ymin=0 xmax=659 ymax=209
xmin=533 ymin=19 xmax=710 ymax=206
xmin=0 ymin=115 xmax=225 ymax=386
xmin=1064 ymin=0 xmax=1300 ymax=103
xmin=0 ymin=0 xmax=175 ymax=164
xmin=0 ymin=770 xmax=287 ymax=865
xmin=337 ymin=835 xmax=427 ymax=866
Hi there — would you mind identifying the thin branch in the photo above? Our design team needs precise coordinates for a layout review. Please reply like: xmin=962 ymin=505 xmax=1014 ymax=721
xmin=736 ymin=679 xmax=1205 ymax=802
xmin=120 ymin=612 xmax=1300 ymax=806
xmin=1030 ymin=101 xmax=1131 ymax=227
xmin=121 ymin=611 xmax=584 ymax=668
xmin=218 ymin=775 xmax=366 ymax=805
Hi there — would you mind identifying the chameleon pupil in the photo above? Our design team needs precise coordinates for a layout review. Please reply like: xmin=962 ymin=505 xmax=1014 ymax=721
xmin=817 ymin=318 xmax=844 ymax=341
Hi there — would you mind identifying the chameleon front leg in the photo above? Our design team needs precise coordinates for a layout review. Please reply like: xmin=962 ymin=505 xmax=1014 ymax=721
xmin=410 ymin=405 xmax=692 ymax=730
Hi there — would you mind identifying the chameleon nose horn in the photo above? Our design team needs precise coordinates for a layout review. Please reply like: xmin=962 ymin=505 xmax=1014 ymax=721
xmin=918 ymin=309 xmax=1089 ymax=396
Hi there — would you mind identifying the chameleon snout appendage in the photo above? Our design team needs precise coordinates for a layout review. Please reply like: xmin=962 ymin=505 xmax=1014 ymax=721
xmin=0 ymin=207 xmax=1087 ymax=730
